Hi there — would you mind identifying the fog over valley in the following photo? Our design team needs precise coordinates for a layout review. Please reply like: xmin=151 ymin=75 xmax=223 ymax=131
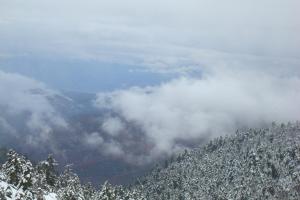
xmin=0 ymin=1 xmax=300 ymax=199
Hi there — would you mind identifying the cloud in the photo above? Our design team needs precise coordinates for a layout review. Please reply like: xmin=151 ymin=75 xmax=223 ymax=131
xmin=95 ymin=68 xmax=300 ymax=162
xmin=0 ymin=117 xmax=16 ymax=136
xmin=0 ymin=70 xmax=68 ymax=146
xmin=0 ymin=0 xmax=299 ymax=72
xmin=84 ymin=132 xmax=104 ymax=147
xmin=1 ymin=0 xmax=300 ymax=165
xmin=83 ymin=132 xmax=126 ymax=160
xmin=102 ymin=117 xmax=125 ymax=137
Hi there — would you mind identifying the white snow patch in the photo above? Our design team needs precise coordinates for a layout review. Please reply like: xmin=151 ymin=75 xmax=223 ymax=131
xmin=0 ymin=180 xmax=57 ymax=200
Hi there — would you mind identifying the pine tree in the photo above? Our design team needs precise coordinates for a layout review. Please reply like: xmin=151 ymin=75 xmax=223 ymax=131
xmin=2 ymin=150 xmax=33 ymax=190
xmin=0 ymin=187 xmax=6 ymax=200
xmin=35 ymin=154 xmax=58 ymax=189
xmin=57 ymin=165 xmax=84 ymax=200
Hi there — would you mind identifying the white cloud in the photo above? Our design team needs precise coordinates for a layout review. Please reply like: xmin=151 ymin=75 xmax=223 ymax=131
xmin=1 ymin=0 xmax=300 ymax=164
xmin=0 ymin=117 xmax=16 ymax=135
xmin=84 ymin=132 xmax=104 ymax=147
xmin=102 ymin=117 xmax=125 ymax=137
xmin=0 ymin=0 xmax=299 ymax=72
xmin=83 ymin=132 xmax=125 ymax=159
xmin=95 ymin=69 xmax=300 ymax=161
xmin=0 ymin=70 xmax=68 ymax=145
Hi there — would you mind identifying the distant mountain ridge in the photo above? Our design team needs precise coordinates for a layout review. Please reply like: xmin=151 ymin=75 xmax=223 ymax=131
xmin=0 ymin=90 xmax=148 ymax=185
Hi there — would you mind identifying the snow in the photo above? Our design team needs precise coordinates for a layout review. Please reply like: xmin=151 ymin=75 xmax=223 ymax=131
xmin=44 ymin=193 xmax=57 ymax=200
xmin=0 ymin=180 xmax=57 ymax=200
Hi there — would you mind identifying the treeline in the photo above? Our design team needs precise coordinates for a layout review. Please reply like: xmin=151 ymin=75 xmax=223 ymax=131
xmin=2 ymin=122 xmax=300 ymax=199
xmin=0 ymin=150 xmax=145 ymax=200
xmin=134 ymin=122 xmax=300 ymax=199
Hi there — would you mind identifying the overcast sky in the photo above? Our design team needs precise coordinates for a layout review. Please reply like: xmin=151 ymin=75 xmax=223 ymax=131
xmin=1 ymin=0 xmax=299 ymax=82
xmin=1 ymin=0 xmax=300 ymax=162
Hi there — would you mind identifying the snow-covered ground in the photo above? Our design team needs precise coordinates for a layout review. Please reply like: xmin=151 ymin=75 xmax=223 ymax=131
xmin=0 ymin=180 xmax=57 ymax=200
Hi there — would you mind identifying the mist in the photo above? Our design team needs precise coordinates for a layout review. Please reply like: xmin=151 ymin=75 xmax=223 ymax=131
xmin=0 ymin=70 xmax=68 ymax=147
xmin=1 ymin=0 xmax=300 ymax=165
xmin=93 ymin=67 xmax=300 ymax=162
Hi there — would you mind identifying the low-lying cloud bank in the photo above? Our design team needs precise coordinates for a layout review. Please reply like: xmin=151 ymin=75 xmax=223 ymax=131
xmin=1 ymin=0 xmax=300 ymax=168
xmin=0 ymin=70 xmax=68 ymax=146
xmin=94 ymin=69 xmax=300 ymax=163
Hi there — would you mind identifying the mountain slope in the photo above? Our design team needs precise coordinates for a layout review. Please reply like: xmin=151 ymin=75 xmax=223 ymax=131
xmin=134 ymin=122 xmax=300 ymax=199
xmin=1 ymin=122 xmax=300 ymax=199
xmin=0 ymin=89 xmax=148 ymax=185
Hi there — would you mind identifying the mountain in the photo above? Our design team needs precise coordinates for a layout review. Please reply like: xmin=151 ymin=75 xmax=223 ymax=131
xmin=0 ymin=90 xmax=149 ymax=185
xmin=134 ymin=122 xmax=300 ymax=199
xmin=1 ymin=122 xmax=300 ymax=199
xmin=0 ymin=150 xmax=145 ymax=200
xmin=45 ymin=90 xmax=151 ymax=185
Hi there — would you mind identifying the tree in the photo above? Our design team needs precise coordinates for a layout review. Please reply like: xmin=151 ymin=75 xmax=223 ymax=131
xmin=36 ymin=154 xmax=58 ymax=187
xmin=2 ymin=150 xmax=33 ymax=190
xmin=57 ymin=165 xmax=84 ymax=200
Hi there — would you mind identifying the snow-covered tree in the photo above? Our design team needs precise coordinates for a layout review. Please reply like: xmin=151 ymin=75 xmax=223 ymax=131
xmin=96 ymin=181 xmax=145 ymax=200
xmin=56 ymin=165 xmax=85 ymax=200
xmin=34 ymin=154 xmax=58 ymax=192
xmin=135 ymin=122 xmax=300 ymax=199
xmin=1 ymin=122 xmax=300 ymax=200
xmin=2 ymin=150 xmax=33 ymax=190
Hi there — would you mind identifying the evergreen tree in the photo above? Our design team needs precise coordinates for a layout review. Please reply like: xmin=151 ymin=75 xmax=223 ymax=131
xmin=57 ymin=165 xmax=84 ymax=200
xmin=35 ymin=154 xmax=58 ymax=189
xmin=2 ymin=150 xmax=33 ymax=190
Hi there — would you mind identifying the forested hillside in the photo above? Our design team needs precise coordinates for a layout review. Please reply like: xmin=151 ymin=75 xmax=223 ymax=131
xmin=1 ymin=122 xmax=300 ymax=199
xmin=135 ymin=122 xmax=300 ymax=199
xmin=0 ymin=151 xmax=144 ymax=200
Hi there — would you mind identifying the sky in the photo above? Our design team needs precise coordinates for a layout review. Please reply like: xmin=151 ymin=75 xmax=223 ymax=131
xmin=1 ymin=0 xmax=299 ymax=88
xmin=0 ymin=0 xmax=300 ymax=162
